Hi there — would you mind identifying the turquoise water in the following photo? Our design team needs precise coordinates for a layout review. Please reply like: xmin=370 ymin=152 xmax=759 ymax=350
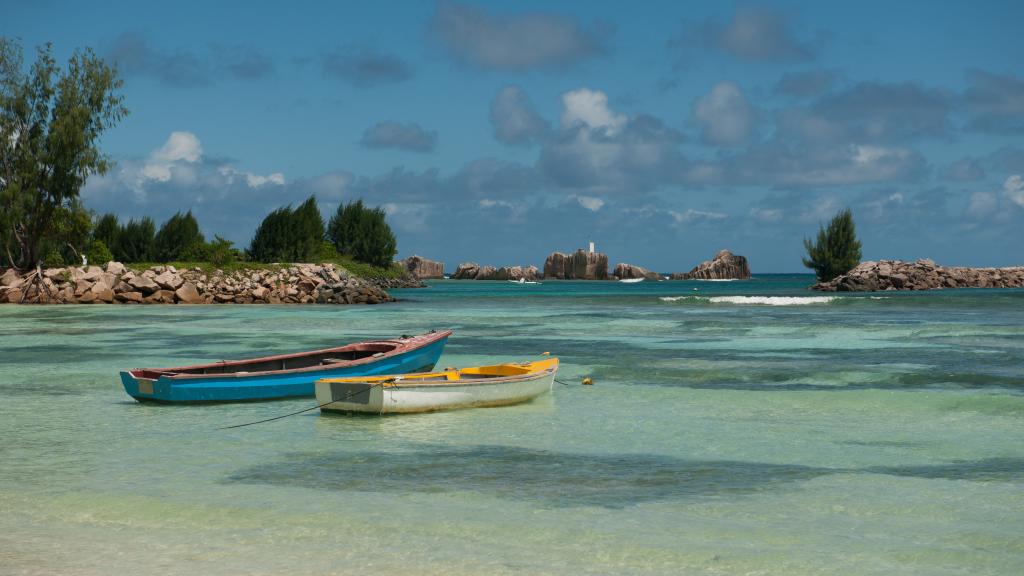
xmin=2 ymin=275 xmax=1023 ymax=575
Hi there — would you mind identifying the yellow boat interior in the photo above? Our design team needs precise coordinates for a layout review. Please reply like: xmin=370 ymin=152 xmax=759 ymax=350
xmin=320 ymin=357 xmax=559 ymax=386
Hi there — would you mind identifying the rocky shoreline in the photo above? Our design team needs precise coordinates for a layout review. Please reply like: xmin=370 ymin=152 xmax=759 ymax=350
xmin=812 ymin=259 xmax=1024 ymax=291
xmin=0 ymin=262 xmax=411 ymax=305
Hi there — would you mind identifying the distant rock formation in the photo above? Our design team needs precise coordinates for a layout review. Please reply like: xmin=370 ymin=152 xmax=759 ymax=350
xmin=451 ymin=262 xmax=541 ymax=281
xmin=451 ymin=262 xmax=481 ymax=279
xmin=397 ymin=255 xmax=444 ymax=279
xmin=613 ymin=263 xmax=661 ymax=280
xmin=813 ymin=259 xmax=1024 ymax=291
xmin=671 ymin=250 xmax=751 ymax=280
xmin=543 ymin=249 xmax=608 ymax=280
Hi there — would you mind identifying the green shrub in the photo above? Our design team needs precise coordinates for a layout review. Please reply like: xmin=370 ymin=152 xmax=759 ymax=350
xmin=327 ymin=200 xmax=397 ymax=268
xmin=154 ymin=211 xmax=206 ymax=262
xmin=207 ymin=235 xmax=237 ymax=267
xmin=318 ymin=240 xmax=341 ymax=262
xmin=85 ymin=239 xmax=114 ymax=265
xmin=42 ymin=248 xmax=66 ymax=268
xmin=802 ymin=208 xmax=863 ymax=282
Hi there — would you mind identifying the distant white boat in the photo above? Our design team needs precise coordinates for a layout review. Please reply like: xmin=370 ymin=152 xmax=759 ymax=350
xmin=509 ymin=278 xmax=541 ymax=284
xmin=618 ymin=278 xmax=644 ymax=283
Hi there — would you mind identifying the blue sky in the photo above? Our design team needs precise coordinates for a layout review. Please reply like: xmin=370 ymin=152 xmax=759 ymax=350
xmin=6 ymin=0 xmax=1024 ymax=271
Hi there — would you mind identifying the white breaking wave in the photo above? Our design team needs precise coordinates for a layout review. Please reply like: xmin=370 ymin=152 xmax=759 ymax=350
xmin=693 ymin=278 xmax=739 ymax=282
xmin=660 ymin=295 xmax=839 ymax=306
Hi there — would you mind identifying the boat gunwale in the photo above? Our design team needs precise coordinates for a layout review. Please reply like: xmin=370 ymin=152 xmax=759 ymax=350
xmin=126 ymin=330 xmax=452 ymax=381
xmin=382 ymin=368 xmax=556 ymax=389
xmin=319 ymin=359 xmax=559 ymax=389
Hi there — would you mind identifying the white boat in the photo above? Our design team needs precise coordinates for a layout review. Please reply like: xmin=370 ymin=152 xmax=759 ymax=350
xmin=618 ymin=278 xmax=644 ymax=283
xmin=316 ymin=357 xmax=559 ymax=414
xmin=508 ymin=278 xmax=541 ymax=284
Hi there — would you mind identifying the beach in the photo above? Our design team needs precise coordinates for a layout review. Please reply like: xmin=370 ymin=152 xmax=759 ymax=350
xmin=1 ymin=276 xmax=1022 ymax=575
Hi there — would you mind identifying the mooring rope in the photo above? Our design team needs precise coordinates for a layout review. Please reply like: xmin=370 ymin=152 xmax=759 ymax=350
xmin=219 ymin=381 xmax=389 ymax=429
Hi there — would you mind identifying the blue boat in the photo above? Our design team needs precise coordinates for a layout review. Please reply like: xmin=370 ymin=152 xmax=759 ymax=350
xmin=120 ymin=330 xmax=451 ymax=403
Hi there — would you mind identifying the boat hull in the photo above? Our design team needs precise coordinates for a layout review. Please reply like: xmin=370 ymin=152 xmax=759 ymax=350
xmin=317 ymin=370 xmax=555 ymax=414
xmin=120 ymin=333 xmax=449 ymax=403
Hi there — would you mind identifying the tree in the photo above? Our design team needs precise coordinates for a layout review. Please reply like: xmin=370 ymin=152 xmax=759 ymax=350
xmin=327 ymin=199 xmax=397 ymax=267
xmin=92 ymin=212 xmax=119 ymax=252
xmin=248 ymin=206 xmax=293 ymax=263
xmin=116 ymin=217 xmax=155 ymax=262
xmin=0 ymin=39 xmax=127 ymax=269
xmin=291 ymin=196 xmax=325 ymax=262
xmin=802 ymin=208 xmax=863 ymax=282
xmin=247 ymin=196 xmax=325 ymax=263
xmin=153 ymin=210 xmax=205 ymax=262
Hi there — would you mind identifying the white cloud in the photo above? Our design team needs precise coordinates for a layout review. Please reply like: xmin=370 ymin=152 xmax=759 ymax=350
xmin=750 ymin=207 xmax=783 ymax=222
xmin=692 ymin=82 xmax=757 ymax=146
xmin=864 ymin=191 xmax=904 ymax=218
xmin=967 ymin=191 xmax=998 ymax=218
xmin=1004 ymin=174 xmax=1024 ymax=206
xmin=573 ymin=195 xmax=604 ymax=211
xmin=140 ymin=131 xmax=202 ymax=183
xmin=561 ymin=88 xmax=626 ymax=135
xmin=382 ymin=202 xmax=432 ymax=233
xmin=479 ymin=198 xmax=515 ymax=209
xmin=218 ymin=165 xmax=286 ymax=189
xmin=799 ymin=194 xmax=841 ymax=223
xmin=795 ymin=145 xmax=920 ymax=186
xmin=245 ymin=172 xmax=286 ymax=188
xmin=540 ymin=103 xmax=685 ymax=194
xmin=670 ymin=208 xmax=727 ymax=224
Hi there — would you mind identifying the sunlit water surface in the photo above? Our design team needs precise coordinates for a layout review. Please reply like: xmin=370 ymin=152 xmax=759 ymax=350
xmin=1 ymin=276 xmax=1022 ymax=575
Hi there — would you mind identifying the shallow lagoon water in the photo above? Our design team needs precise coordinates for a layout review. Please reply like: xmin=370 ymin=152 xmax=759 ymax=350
xmin=1 ymin=275 xmax=1023 ymax=575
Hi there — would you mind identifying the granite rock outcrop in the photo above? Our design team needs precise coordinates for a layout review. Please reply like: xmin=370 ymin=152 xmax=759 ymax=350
xmin=543 ymin=249 xmax=608 ymax=280
xmin=451 ymin=262 xmax=541 ymax=281
xmin=671 ymin=250 xmax=751 ymax=280
xmin=397 ymin=255 xmax=444 ymax=279
xmin=613 ymin=263 xmax=661 ymax=280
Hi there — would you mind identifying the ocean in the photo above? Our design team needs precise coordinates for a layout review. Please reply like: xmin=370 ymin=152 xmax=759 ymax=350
xmin=1 ymin=275 xmax=1022 ymax=575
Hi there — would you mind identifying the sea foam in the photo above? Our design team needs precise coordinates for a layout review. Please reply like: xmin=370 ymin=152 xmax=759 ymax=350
xmin=660 ymin=295 xmax=839 ymax=306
